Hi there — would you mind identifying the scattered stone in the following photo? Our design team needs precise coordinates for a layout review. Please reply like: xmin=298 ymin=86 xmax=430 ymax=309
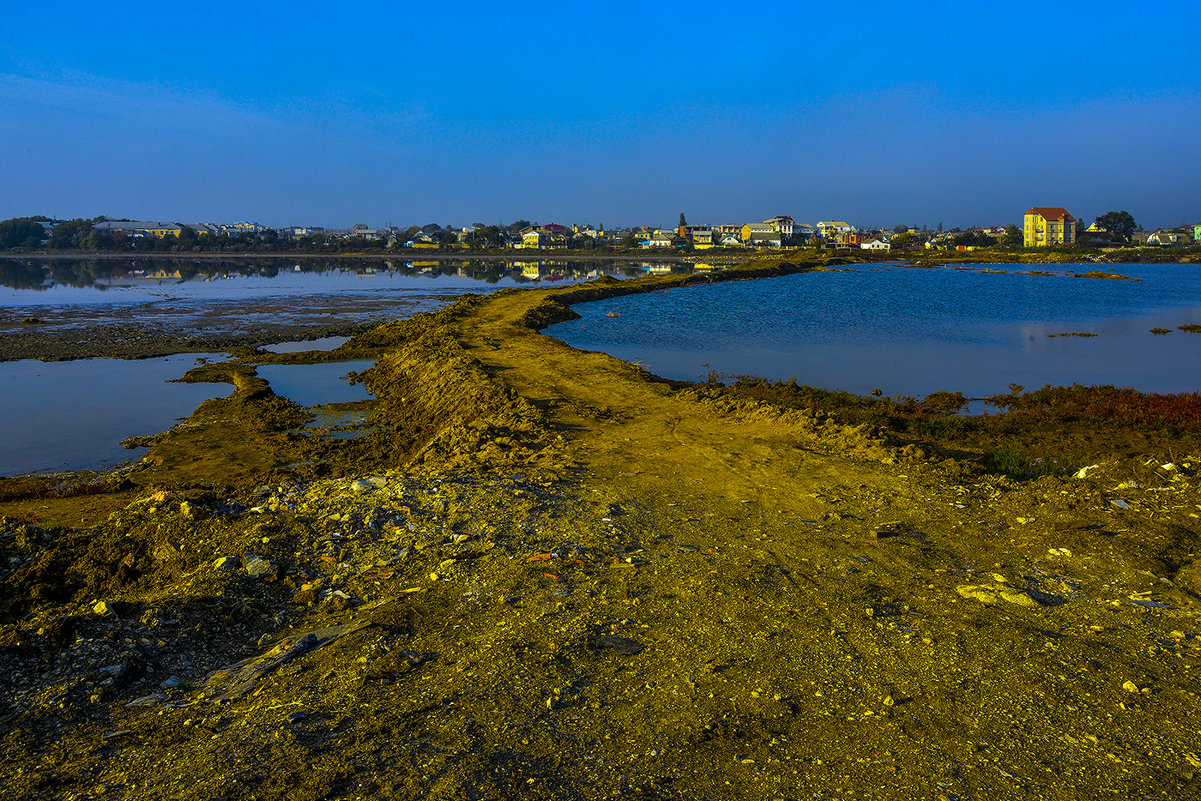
xmin=956 ymin=584 xmax=1038 ymax=607
xmin=589 ymin=635 xmax=645 ymax=656
xmin=242 ymin=554 xmax=274 ymax=578
xmin=127 ymin=694 xmax=166 ymax=707
xmin=155 ymin=541 xmax=183 ymax=562
xmin=213 ymin=556 xmax=239 ymax=572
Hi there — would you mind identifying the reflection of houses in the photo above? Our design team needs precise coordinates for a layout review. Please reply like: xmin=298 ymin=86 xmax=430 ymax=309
xmin=1023 ymin=207 xmax=1075 ymax=247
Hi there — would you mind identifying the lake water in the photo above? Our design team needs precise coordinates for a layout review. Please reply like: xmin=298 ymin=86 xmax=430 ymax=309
xmin=0 ymin=257 xmax=655 ymax=336
xmin=0 ymin=354 xmax=230 ymax=475
xmin=547 ymin=263 xmax=1201 ymax=398
xmin=0 ymin=258 xmax=669 ymax=476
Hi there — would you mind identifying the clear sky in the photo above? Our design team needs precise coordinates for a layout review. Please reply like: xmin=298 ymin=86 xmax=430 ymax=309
xmin=2 ymin=1 xmax=1199 ymax=230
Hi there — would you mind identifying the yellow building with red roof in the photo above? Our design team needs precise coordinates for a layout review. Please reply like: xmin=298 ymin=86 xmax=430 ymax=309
xmin=1023 ymin=207 xmax=1076 ymax=247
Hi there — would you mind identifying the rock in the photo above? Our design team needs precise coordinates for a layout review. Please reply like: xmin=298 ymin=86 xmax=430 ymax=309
xmin=350 ymin=479 xmax=374 ymax=493
xmin=155 ymin=541 xmax=183 ymax=562
xmin=92 ymin=600 xmax=114 ymax=617
xmin=242 ymin=554 xmax=273 ymax=578
xmin=956 ymin=584 xmax=1038 ymax=607
xmin=588 ymin=635 xmax=645 ymax=656
xmin=213 ymin=556 xmax=239 ymax=572
xmin=161 ymin=676 xmax=184 ymax=689
xmin=1122 ymin=680 xmax=1140 ymax=693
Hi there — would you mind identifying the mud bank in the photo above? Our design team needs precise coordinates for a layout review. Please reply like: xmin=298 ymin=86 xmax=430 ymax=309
xmin=1 ymin=257 xmax=1200 ymax=800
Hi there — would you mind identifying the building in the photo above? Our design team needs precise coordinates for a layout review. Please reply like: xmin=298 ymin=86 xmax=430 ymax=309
xmin=93 ymin=221 xmax=183 ymax=238
xmin=860 ymin=239 xmax=891 ymax=251
xmin=763 ymin=216 xmax=795 ymax=238
xmin=1147 ymin=229 xmax=1190 ymax=246
xmin=1023 ymin=207 xmax=1076 ymax=247
xmin=816 ymin=221 xmax=854 ymax=239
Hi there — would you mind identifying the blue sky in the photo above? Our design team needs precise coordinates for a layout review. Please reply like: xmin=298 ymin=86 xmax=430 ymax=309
xmin=2 ymin=1 xmax=1199 ymax=230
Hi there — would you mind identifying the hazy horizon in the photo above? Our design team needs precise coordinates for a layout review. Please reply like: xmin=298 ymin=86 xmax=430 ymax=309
xmin=3 ymin=1 xmax=1199 ymax=231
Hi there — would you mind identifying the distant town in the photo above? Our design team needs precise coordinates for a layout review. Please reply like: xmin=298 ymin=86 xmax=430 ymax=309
xmin=0 ymin=208 xmax=1198 ymax=254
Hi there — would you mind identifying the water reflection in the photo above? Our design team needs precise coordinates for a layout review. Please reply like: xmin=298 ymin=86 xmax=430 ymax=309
xmin=0 ymin=354 xmax=230 ymax=475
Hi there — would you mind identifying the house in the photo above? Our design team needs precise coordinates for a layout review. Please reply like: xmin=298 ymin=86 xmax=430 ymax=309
xmin=741 ymin=223 xmax=782 ymax=247
xmin=1147 ymin=229 xmax=1190 ymax=246
xmin=1023 ymin=207 xmax=1076 ymax=247
xmin=93 ymin=221 xmax=183 ymax=238
xmin=860 ymin=239 xmax=891 ymax=251
xmin=645 ymin=230 xmax=675 ymax=248
xmin=740 ymin=223 xmax=774 ymax=240
xmin=690 ymin=227 xmax=715 ymax=247
xmin=817 ymin=221 xmax=854 ymax=239
xmin=521 ymin=229 xmax=547 ymax=249
xmin=763 ymin=216 xmax=794 ymax=238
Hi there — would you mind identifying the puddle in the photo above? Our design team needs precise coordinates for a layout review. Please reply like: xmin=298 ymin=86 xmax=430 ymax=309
xmin=0 ymin=354 xmax=229 ymax=475
xmin=303 ymin=406 xmax=374 ymax=440
xmin=255 ymin=360 xmax=375 ymax=407
xmin=262 ymin=336 xmax=352 ymax=354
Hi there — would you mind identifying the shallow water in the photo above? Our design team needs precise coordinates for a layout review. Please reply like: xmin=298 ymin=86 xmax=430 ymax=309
xmin=255 ymin=360 xmax=375 ymax=406
xmin=0 ymin=258 xmax=652 ymax=337
xmin=0 ymin=354 xmax=229 ymax=475
xmin=262 ymin=336 xmax=351 ymax=353
xmin=548 ymin=264 xmax=1201 ymax=397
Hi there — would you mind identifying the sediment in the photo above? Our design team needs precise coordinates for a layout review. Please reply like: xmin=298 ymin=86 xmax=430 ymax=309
xmin=1 ymin=257 xmax=1199 ymax=799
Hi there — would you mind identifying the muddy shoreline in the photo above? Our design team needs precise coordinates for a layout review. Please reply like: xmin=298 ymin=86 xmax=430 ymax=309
xmin=1 ymin=256 xmax=1199 ymax=799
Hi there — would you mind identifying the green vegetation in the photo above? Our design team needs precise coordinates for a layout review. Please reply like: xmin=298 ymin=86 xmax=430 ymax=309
xmin=1095 ymin=210 xmax=1138 ymax=243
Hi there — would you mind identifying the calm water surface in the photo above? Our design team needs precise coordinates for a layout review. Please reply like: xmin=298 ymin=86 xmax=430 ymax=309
xmin=548 ymin=264 xmax=1201 ymax=397
xmin=0 ymin=354 xmax=229 ymax=475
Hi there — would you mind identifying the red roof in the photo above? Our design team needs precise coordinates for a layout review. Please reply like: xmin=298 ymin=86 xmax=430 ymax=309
xmin=1025 ymin=207 xmax=1075 ymax=222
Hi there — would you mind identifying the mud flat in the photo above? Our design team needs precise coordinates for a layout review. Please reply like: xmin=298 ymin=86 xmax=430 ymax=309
xmin=1 ymin=257 xmax=1199 ymax=799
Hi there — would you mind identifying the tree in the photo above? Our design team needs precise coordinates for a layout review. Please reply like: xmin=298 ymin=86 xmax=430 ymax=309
xmin=0 ymin=217 xmax=47 ymax=250
xmin=47 ymin=218 xmax=94 ymax=250
xmin=679 ymin=212 xmax=687 ymax=228
xmin=893 ymin=224 xmax=908 ymax=234
xmin=1095 ymin=210 xmax=1137 ymax=243
xmin=1002 ymin=224 xmax=1023 ymax=247
xmin=892 ymin=232 xmax=913 ymax=248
